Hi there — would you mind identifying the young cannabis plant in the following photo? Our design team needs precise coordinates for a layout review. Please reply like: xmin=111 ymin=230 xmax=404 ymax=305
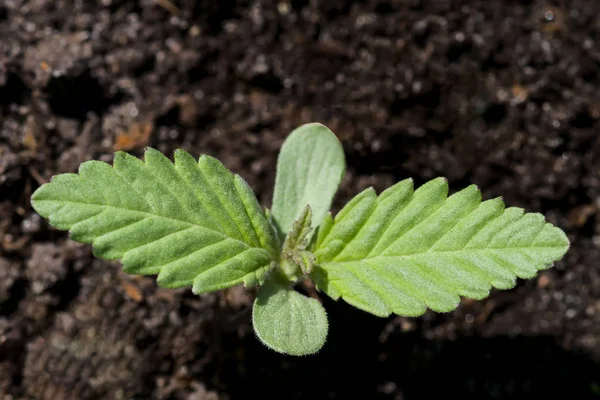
xmin=31 ymin=123 xmax=570 ymax=356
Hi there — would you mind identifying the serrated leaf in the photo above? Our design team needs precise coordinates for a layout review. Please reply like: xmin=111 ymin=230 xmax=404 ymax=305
xmin=282 ymin=204 xmax=313 ymax=253
xmin=31 ymin=148 xmax=280 ymax=294
xmin=271 ymin=123 xmax=345 ymax=238
xmin=281 ymin=205 xmax=317 ymax=275
xmin=252 ymin=281 xmax=328 ymax=356
xmin=311 ymin=178 xmax=570 ymax=317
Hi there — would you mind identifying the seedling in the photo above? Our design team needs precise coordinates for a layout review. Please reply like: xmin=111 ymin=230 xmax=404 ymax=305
xmin=31 ymin=123 xmax=569 ymax=355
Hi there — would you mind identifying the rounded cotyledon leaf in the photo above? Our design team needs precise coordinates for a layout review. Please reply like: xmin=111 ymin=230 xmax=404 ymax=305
xmin=252 ymin=280 xmax=328 ymax=356
xmin=31 ymin=148 xmax=280 ymax=294
xmin=271 ymin=122 xmax=345 ymax=239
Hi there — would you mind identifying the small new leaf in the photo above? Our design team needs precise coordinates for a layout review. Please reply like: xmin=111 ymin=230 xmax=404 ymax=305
xmin=282 ymin=204 xmax=313 ymax=253
xmin=311 ymin=178 xmax=570 ymax=317
xmin=291 ymin=251 xmax=316 ymax=275
xmin=253 ymin=281 xmax=328 ymax=356
xmin=282 ymin=205 xmax=316 ymax=275
xmin=31 ymin=148 xmax=279 ymax=294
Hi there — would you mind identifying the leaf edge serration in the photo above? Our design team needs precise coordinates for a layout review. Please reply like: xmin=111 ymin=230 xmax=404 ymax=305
xmin=310 ymin=177 xmax=570 ymax=318
xmin=30 ymin=147 xmax=280 ymax=294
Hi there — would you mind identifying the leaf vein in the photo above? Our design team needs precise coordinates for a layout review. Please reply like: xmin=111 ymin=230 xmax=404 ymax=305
xmin=424 ymin=201 xmax=481 ymax=251
xmin=111 ymin=165 xmax=155 ymax=213
xmin=195 ymin=161 xmax=250 ymax=245
xmin=37 ymin=199 xmax=269 ymax=253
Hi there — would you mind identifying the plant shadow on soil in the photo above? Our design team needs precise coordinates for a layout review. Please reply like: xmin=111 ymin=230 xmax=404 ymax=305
xmin=218 ymin=299 xmax=600 ymax=400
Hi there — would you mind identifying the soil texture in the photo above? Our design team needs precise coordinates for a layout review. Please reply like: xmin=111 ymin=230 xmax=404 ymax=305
xmin=1 ymin=0 xmax=600 ymax=399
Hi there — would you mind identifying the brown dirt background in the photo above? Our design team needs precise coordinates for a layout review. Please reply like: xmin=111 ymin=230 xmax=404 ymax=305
xmin=1 ymin=0 xmax=600 ymax=399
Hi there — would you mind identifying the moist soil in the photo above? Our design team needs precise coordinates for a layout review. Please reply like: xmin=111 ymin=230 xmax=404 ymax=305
xmin=1 ymin=1 xmax=600 ymax=399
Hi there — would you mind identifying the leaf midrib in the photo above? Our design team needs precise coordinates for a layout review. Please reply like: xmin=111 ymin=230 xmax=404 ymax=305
xmin=37 ymin=198 xmax=276 ymax=257
xmin=323 ymin=245 xmax=565 ymax=264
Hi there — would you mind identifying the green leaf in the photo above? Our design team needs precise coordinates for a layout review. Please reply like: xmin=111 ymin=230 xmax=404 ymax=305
xmin=252 ymin=281 xmax=328 ymax=356
xmin=311 ymin=178 xmax=570 ymax=317
xmin=282 ymin=205 xmax=316 ymax=275
xmin=282 ymin=204 xmax=313 ymax=252
xmin=271 ymin=123 xmax=345 ymax=238
xmin=31 ymin=148 xmax=280 ymax=294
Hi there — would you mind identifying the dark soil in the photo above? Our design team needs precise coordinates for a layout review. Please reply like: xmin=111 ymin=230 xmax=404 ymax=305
xmin=1 ymin=0 xmax=600 ymax=399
